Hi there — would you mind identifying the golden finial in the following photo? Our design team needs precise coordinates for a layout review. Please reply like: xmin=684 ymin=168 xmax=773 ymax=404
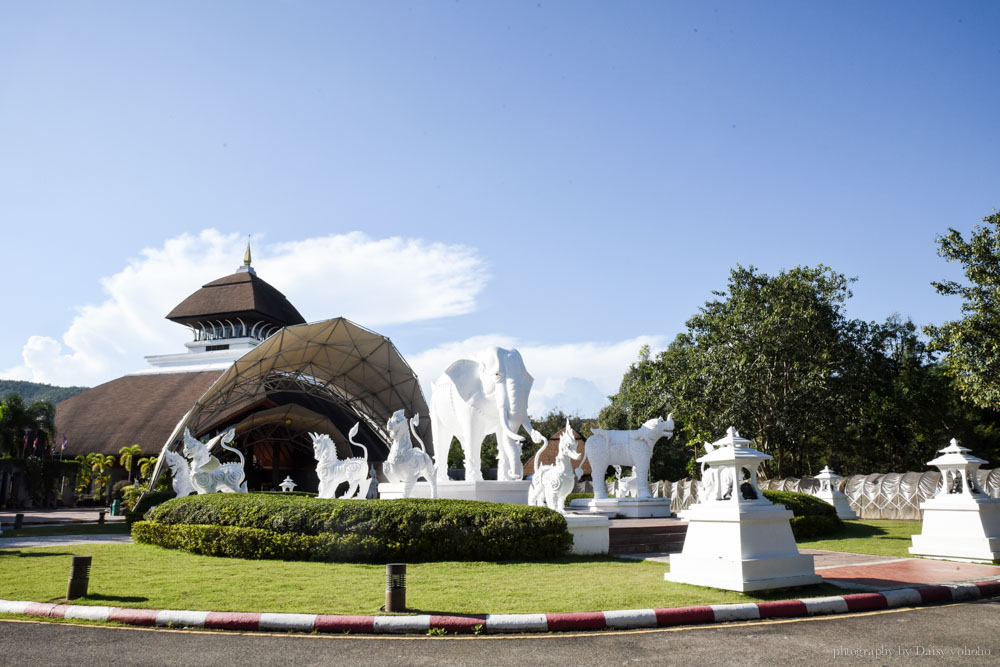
xmin=244 ymin=236 xmax=252 ymax=266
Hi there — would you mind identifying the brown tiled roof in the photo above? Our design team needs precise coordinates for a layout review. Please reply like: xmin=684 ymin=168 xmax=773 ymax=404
xmin=166 ymin=271 xmax=305 ymax=327
xmin=55 ymin=371 xmax=223 ymax=456
xmin=523 ymin=427 xmax=592 ymax=477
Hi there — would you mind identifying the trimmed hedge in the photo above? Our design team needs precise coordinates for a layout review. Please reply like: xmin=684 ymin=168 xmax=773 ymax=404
xmin=762 ymin=489 xmax=843 ymax=539
xmin=133 ymin=493 xmax=572 ymax=563
xmin=125 ymin=489 xmax=176 ymax=524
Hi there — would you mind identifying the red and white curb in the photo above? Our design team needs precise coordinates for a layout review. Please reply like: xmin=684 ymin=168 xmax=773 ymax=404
xmin=2 ymin=581 xmax=998 ymax=635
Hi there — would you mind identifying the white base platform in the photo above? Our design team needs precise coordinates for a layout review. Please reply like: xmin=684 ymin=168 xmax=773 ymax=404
xmin=569 ymin=497 xmax=673 ymax=519
xmin=909 ymin=496 xmax=1000 ymax=562
xmin=378 ymin=480 xmax=531 ymax=504
xmin=664 ymin=498 xmax=820 ymax=592
xmin=564 ymin=514 xmax=610 ymax=555
xmin=813 ymin=491 xmax=858 ymax=520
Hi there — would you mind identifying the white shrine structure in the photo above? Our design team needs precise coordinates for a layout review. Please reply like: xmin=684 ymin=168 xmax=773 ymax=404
xmin=909 ymin=439 xmax=1000 ymax=562
xmin=665 ymin=427 xmax=821 ymax=592
xmin=812 ymin=465 xmax=858 ymax=520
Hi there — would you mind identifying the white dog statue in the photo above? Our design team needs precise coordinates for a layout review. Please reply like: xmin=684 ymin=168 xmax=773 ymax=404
xmin=311 ymin=424 xmax=371 ymax=499
xmin=577 ymin=415 xmax=674 ymax=499
xmin=528 ymin=421 xmax=580 ymax=514
xmin=382 ymin=410 xmax=437 ymax=498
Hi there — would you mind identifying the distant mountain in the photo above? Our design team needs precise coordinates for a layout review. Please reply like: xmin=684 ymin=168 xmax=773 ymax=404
xmin=0 ymin=379 xmax=89 ymax=404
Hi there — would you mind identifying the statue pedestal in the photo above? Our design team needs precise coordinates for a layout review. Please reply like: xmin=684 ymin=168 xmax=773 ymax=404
xmin=909 ymin=495 xmax=1000 ymax=562
xmin=565 ymin=515 xmax=610 ymax=555
xmin=378 ymin=480 xmax=531 ymax=504
xmin=664 ymin=499 xmax=820 ymax=592
xmin=813 ymin=490 xmax=858 ymax=520
xmin=569 ymin=497 xmax=673 ymax=519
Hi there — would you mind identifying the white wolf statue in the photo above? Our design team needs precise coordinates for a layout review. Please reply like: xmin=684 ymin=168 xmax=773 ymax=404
xmin=576 ymin=415 xmax=674 ymax=500
xmin=311 ymin=424 xmax=371 ymax=499
xmin=163 ymin=448 xmax=196 ymax=497
xmin=382 ymin=410 xmax=437 ymax=498
xmin=528 ymin=421 xmax=580 ymax=514
xmin=182 ymin=427 xmax=247 ymax=494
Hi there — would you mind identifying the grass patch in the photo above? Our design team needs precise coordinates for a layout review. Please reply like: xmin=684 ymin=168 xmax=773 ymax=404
xmin=0 ymin=543 xmax=841 ymax=615
xmin=1 ymin=523 xmax=130 ymax=538
xmin=797 ymin=519 xmax=919 ymax=558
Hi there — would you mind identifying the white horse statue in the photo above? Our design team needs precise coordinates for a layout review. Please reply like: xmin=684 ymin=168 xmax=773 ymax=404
xmin=311 ymin=424 xmax=371 ymax=499
xmin=182 ymin=427 xmax=247 ymax=494
xmin=528 ymin=421 xmax=580 ymax=514
xmin=163 ymin=448 xmax=196 ymax=497
xmin=382 ymin=410 xmax=437 ymax=498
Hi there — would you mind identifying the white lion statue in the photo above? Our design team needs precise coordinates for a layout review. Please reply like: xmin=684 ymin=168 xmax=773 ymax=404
xmin=577 ymin=415 xmax=674 ymax=500
xmin=163 ymin=448 xmax=196 ymax=497
xmin=613 ymin=465 xmax=639 ymax=498
xmin=311 ymin=424 xmax=371 ymax=499
xmin=528 ymin=420 xmax=579 ymax=514
xmin=182 ymin=427 xmax=247 ymax=494
xmin=382 ymin=410 xmax=437 ymax=498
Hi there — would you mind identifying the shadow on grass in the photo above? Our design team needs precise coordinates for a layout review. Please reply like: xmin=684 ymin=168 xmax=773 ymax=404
xmin=0 ymin=551 xmax=74 ymax=558
xmin=84 ymin=594 xmax=149 ymax=603
xmin=819 ymin=522 xmax=889 ymax=540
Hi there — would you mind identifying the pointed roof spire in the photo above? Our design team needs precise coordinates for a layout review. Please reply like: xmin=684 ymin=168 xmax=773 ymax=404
xmin=237 ymin=236 xmax=256 ymax=275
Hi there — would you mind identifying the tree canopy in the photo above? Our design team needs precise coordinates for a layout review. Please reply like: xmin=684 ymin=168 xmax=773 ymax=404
xmin=600 ymin=264 xmax=1000 ymax=479
xmin=927 ymin=212 xmax=1000 ymax=410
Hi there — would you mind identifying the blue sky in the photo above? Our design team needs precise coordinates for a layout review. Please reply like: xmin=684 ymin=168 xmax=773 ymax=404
xmin=1 ymin=1 xmax=998 ymax=416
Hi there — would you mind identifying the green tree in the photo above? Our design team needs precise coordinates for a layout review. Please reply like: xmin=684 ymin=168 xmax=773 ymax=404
xmin=119 ymin=444 xmax=143 ymax=483
xmin=927 ymin=212 xmax=1000 ymax=410
xmin=137 ymin=456 xmax=158 ymax=483
xmin=86 ymin=453 xmax=115 ymax=503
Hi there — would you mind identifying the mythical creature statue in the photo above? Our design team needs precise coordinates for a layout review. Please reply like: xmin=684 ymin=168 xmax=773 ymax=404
xmin=163 ymin=448 xmax=196 ymax=497
xmin=311 ymin=424 xmax=371 ymax=499
xmin=613 ymin=465 xmax=639 ymax=498
xmin=699 ymin=440 xmax=734 ymax=501
xmin=382 ymin=410 xmax=437 ymax=498
xmin=577 ymin=415 xmax=674 ymax=500
xmin=430 ymin=347 xmax=545 ymax=482
xmin=181 ymin=427 xmax=247 ymax=494
xmin=528 ymin=421 xmax=580 ymax=514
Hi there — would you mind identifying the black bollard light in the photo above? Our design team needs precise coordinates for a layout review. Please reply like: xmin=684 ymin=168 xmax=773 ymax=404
xmin=98 ymin=510 xmax=106 ymax=525
xmin=66 ymin=556 xmax=92 ymax=600
xmin=385 ymin=563 xmax=406 ymax=612
xmin=14 ymin=513 xmax=24 ymax=530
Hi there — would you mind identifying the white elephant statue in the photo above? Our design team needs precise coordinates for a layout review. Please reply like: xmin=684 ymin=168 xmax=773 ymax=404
xmin=431 ymin=347 xmax=545 ymax=482
xmin=577 ymin=415 xmax=674 ymax=499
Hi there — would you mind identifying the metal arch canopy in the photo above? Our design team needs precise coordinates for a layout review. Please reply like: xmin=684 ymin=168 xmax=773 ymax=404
xmin=146 ymin=317 xmax=431 ymax=491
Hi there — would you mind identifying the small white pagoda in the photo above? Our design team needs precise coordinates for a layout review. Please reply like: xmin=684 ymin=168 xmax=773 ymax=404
xmin=665 ymin=427 xmax=820 ymax=592
xmin=909 ymin=439 xmax=1000 ymax=562
xmin=813 ymin=465 xmax=858 ymax=520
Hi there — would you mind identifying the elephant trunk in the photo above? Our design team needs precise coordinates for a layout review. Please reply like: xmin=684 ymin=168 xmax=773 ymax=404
xmin=496 ymin=378 xmax=527 ymax=443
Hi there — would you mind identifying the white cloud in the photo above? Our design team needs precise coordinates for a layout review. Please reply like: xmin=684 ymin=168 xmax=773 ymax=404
xmin=3 ymin=229 xmax=489 ymax=386
xmin=406 ymin=335 xmax=669 ymax=418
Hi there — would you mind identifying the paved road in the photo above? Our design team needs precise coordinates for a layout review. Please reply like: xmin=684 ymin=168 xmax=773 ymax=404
xmin=0 ymin=534 xmax=133 ymax=548
xmin=2 ymin=600 xmax=997 ymax=666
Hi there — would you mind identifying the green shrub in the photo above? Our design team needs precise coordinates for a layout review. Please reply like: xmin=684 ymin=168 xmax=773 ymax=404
xmin=762 ymin=489 xmax=842 ymax=538
xmin=125 ymin=489 xmax=176 ymax=524
xmin=564 ymin=493 xmax=593 ymax=507
xmin=787 ymin=515 xmax=843 ymax=540
xmin=134 ymin=494 xmax=572 ymax=563
xmin=762 ymin=490 xmax=838 ymax=517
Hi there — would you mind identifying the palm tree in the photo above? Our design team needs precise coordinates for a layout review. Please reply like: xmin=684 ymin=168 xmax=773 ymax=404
xmin=86 ymin=453 xmax=116 ymax=504
xmin=137 ymin=456 xmax=158 ymax=483
xmin=119 ymin=444 xmax=143 ymax=483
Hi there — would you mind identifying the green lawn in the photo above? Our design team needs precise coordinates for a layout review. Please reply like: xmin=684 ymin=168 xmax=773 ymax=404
xmin=0 ymin=543 xmax=842 ymax=615
xmin=1 ymin=523 xmax=130 ymax=538
xmin=798 ymin=519 xmax=920 ymax=558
